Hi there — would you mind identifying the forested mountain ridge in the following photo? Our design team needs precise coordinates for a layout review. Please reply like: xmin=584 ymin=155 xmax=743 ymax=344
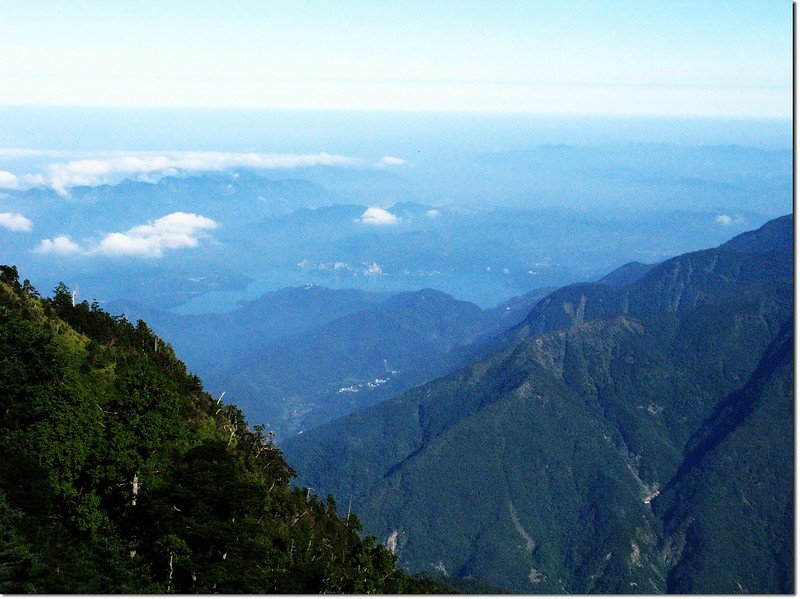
xmin=0 ymin=267 xmax=445 ymax=594
xmin=513 ymin=214 xmax=792 ymax=340
xmin=285 ymin=214 xmax=793 ymax=593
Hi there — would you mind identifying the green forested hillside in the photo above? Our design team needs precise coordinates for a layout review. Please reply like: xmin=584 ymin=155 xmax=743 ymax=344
xmin=0 ymin=266 xmax=444 ymax=594
xmin=655 ymin=323 xmax=793 ymax=593
xmin=285 ymin=215 xmax=793 ymax=593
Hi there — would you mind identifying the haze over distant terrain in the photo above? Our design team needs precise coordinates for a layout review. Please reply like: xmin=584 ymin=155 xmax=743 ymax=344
xmin=1 ymin=0 xmax=790 ymax=311
xmin=0 ymin=110 xmax=791 ymax=311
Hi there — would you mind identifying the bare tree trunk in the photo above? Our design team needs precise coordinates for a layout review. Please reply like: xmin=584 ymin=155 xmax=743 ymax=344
xmin=131 ymin=473 xmax=139 ymax=506
xmin=167 ymin=552 xmax=173 ymax=592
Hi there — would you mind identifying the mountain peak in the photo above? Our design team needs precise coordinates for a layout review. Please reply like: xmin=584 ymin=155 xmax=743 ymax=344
xmin=720 ymin=214 xmax=792 ymax=254
xmin=596 ymin=261 xmax=654 ymax=287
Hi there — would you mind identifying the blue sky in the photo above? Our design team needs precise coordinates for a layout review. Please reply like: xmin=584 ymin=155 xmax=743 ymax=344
xmin=0 ymin=0 xmax=792 ymax=116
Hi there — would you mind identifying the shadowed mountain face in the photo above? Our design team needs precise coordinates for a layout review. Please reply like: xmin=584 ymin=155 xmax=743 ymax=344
xmin=283 ymin=215 xmax=793 ymax=594
xmin=206 ymin=288 xmax=488 ymax=436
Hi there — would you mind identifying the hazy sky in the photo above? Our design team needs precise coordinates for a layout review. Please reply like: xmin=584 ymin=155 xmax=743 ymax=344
xmin=0 ymin=0 xmax=792 ymax=116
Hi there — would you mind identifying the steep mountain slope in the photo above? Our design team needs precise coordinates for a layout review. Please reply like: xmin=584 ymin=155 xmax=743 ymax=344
xmin=720 ymin=213 xmax=793 ymax=253
xmin=284 ymin=215 xmax=793 ymax=593
xmin=0 ymin=267 xmax=445 ymax=594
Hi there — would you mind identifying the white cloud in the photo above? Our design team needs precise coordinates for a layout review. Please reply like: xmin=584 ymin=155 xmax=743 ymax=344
xmin=0 ymin=212 xmax=32 ymax=232
xmin=21 ymin=174 xmax=46 ymax=187
xmin=425 ymin=209 xmax=441 ymax=218
xmin=358 ymin=207 xmax=399 ymax=226
xmin=94 ymin=212 xmax=218 ymax=257
xmin=0 ymin=171 xmax=20 ymax=189
xmin=35 ymin=235 xmax=81 ymax=255
xmin=33 ymin=212 xmax=218 ymax=258
xmin=377 ymin=156 xmax=406 ymax=166
xmin=0 ymin=171 xmax=43 ymax=191
xmin=47 ymin=152 xmax=364 ymax=196
xmin=716 ymin=214 xmax=733 ymax=225
xmin=0 ymin=150 xmax=365 ymax=197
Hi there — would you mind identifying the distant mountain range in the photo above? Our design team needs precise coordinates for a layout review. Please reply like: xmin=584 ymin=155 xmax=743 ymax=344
xmin=283 ymin=215 xmax=793 ymax=593
xmin=2 ymin=168 xmax=778 ymax=311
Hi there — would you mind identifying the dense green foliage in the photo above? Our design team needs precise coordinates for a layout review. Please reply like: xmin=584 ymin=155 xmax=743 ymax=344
xmin=285 ymin=215 xmax=793 ymax=594
xmin=656 ymin=324 xmax=793 ymax=593
xmin=0 ymin=266 xmax=444 ymax=594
